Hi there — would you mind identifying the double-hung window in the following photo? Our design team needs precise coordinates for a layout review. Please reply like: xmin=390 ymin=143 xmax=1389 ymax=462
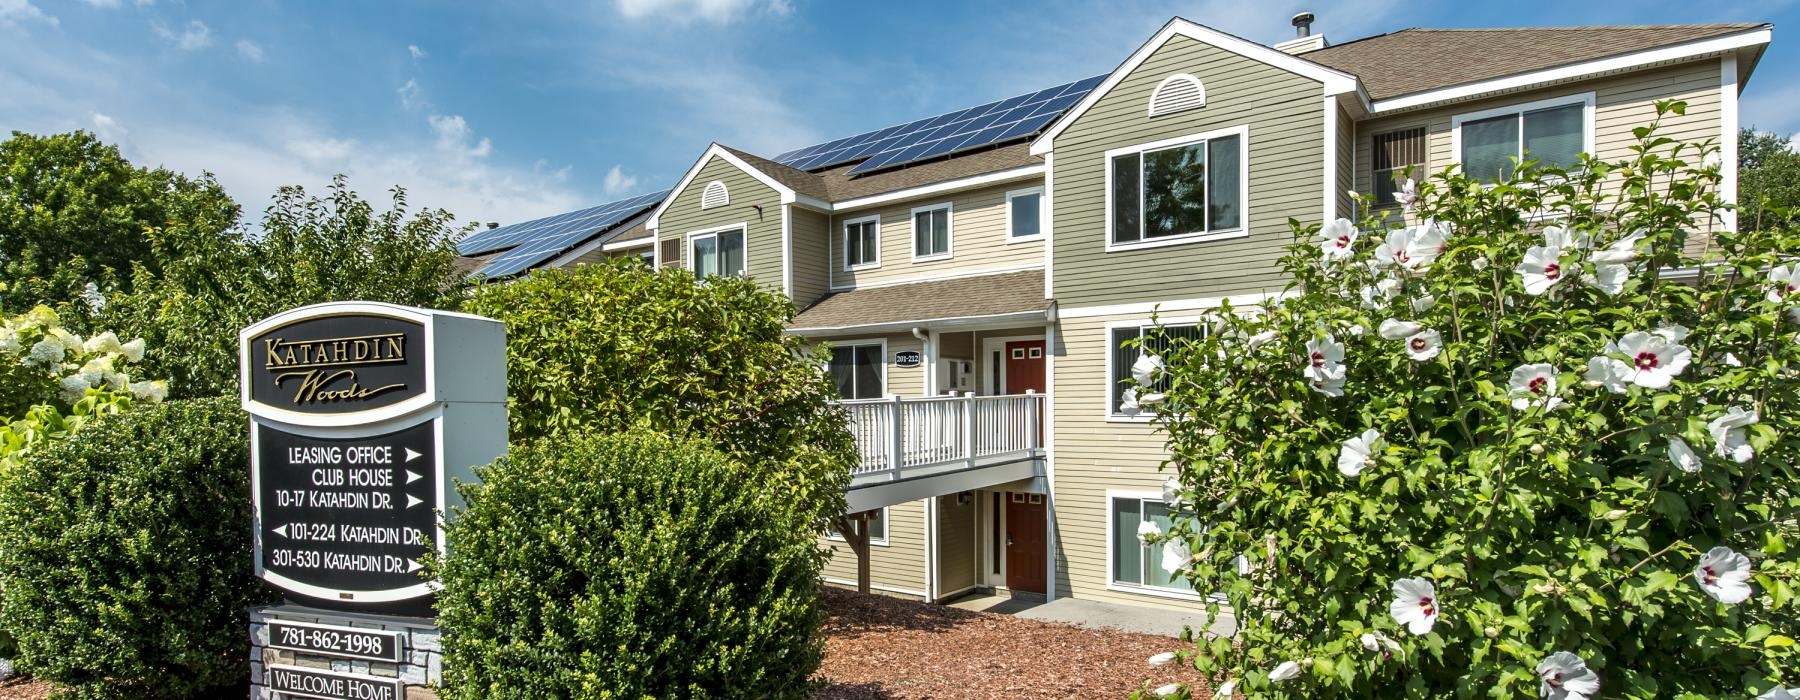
xmin=1109 ymin=322 xmax=1205 ymax=416
xmin=912 ymin=203 xmax=952 ymax=260
xmin=1006 ymin=187 xmax=1043 ymax=241
xmin=843 ymin=216 xmax=880 ymax=270
xmin=1454 ymin=94 xmax=1592 ymax=183
xmin=1110 ymin=494 xmax=1187 ymax=594
xmin=689 ymin=226 xmax=745 ymax=278
xmin=1109 ymin=128 xmax=1245 ymax=248
xmin=828 ymin=342 xmax=884 ymax=400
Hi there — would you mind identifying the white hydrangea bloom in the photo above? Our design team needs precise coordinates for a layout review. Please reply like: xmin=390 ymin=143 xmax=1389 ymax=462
xmin=26 ymin=337 xmax=65 ymax=366
xmin=129 ymin=379 xmax=169 ymax=403
xmin=0 ymin=327 xmax=18 ymax=355
xmin=83 ymin=331 xmax=124 ymax=355
xmin=120 ymin=337 xmax=147 ymax=363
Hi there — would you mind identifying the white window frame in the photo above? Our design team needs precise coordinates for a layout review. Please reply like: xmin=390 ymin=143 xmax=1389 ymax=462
xmin=1102 ymin=317 xmax=1201 ymax=422
xmin=1005 ymin=186 xmax=1045 ymax=243
xmin=1449 ymin=92 xmax=1596 ymax=182
xmin=825 ymin=337 xmax=888 ymax=401
xmin=841 ymin=214 xmax=882 ymax=272
xmin=825 ymin=506 xmax=891 ymax=547
xmin=1103 ymin=124 xmax=1251 ymax=253
xmin=685 ymin=223 xmax=748 ymax=278
xmin=1103 ymin=489 xmax=1202 ymax=602
xmin=909 ymin=202 xmax=954 ymax=262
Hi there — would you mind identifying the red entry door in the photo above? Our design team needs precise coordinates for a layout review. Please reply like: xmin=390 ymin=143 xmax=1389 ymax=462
xmin=1005 ymin=493 xmax=1047 ymax=594
xmin=1004 ymin=340 xmax=1046 ymax=395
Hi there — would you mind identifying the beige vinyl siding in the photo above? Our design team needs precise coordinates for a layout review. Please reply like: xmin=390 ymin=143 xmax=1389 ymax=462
xmin=1047 ymin=313 xmax=1207 ymax=609
xmin=1354 ymin=58 xmax=1726 ymax=250
xmin=830 ymin=182 xmax=1046 ymax=290
xmin=1049 ymin=34 xmax=1326 ymax=308
xmin=1335 ymin=102 xmax=1355 ymax=219
xmin=936 ymin=494 xmax=979 ymax=596
xmin=791 ymin=207 xmax=831 ymax=308
xmin=819 ymin=499 xmax=928 ymax=597
xmin=558 ymin=243 xmax=652 ymax=268
xmin=655 ymin=156 xmax=784 ymax=290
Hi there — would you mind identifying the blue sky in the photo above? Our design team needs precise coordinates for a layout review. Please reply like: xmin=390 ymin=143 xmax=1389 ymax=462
xmin=2 ymin=0 xmax=1793 ymax=228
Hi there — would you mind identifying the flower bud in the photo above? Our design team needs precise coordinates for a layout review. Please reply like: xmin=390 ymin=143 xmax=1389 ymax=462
xmin=1484 ymin=626 xmax=1500 ymax=638
xmin=1603 ymin=509 xmax=1628 ymax=521
xmin=1529 ymin=443 xmax=1545 ymax=455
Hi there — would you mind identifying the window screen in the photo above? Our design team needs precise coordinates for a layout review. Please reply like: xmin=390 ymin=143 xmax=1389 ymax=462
xmin=828 ymin=344 xmax=883 ymax=400
xmin=914 ymin=207 xmax=950 ymax=257
xmin=1111 ymin=497 xmax=1185 ymax=591
xmin=1372 ymin=127 xmax=1425 ymax=206
xmin=1110 ymin=324 xmax=1204 ymax=414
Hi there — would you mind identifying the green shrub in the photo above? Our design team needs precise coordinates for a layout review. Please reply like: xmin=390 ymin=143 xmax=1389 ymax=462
xmin=434 ymin=431 xmax=826 ymax=699
xmin=464 ymin=261 xmax=854 ymax=526
xmin=1141 ymin=103 xmax=1800 ymax=697
xmin=0 ymin=397 xmax=271 ymax=699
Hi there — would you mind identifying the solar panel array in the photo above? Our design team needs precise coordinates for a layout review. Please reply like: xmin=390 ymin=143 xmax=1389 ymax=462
xmin=773 ymin=74 xmax=1105 ymax=175
xmin=464 ymin=189 xmax=668 ymax=278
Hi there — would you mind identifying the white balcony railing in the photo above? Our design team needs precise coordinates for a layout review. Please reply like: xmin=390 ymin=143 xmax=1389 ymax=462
xmin=838 ymin=391 xmax=1044 ymax=484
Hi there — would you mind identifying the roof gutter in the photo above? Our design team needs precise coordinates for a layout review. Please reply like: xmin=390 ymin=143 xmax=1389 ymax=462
xmin=786 ymin=307 xmax=1055 ymax=336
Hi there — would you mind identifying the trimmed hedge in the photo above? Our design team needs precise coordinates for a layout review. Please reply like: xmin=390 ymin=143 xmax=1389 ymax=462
xmin=434 ymin=431 xmax=825 ymax=699
xmin=0 ymin=397 xmax=271 ymax=699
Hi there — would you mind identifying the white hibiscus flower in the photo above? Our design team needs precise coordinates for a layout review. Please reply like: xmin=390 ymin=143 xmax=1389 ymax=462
xmin=1542 ymin=225 xmax=1591 ymax=251
xmin=1404 ymin=220 xmax=1449 ymax=269
xmin=1160 ymin=536 xmax=1191 ymax=575
xmin=1653 ymin=325 xmax=1689 ymax=343
xmin=1247 ymin=330 xmax=1278 ymax=351
xmin=1694 ymin=546 xmax=1754 ymax=604
xmin=1133 ymin=353 xmax=1167 ymax=386
xmin=1509 ymin=364 xmax=1562 ymax=412
xmin=1269 ymin=661 xmax=1301 ymax=682
xmin=1612 ymin=331 xmax=1691 ymax=389
xmin=1153 ymin=683 xmax=1181 ymax=698
xmin=1317 ymin=218 xmax=1361 ymax=263
xmin=1582 ymin=356 xmax=1630 ymax=394
xmin=1586 ymin=263 xmax=1629 ymax=295
xmin=1378 ymin=318 xmax=1422 ymax=341
xmin=1668 ymin=437 xmax=1702 ymax=473
xmin=1758 ymin=687 xmax=1799 ymax=700
xmin=1305 ymin=335 xmax=1344 ymax=375
xmin=1389 ymin=577 xmax=1439 ymax=635
xmin=1395 ymin=178 xmax=1420 ymax=209
xmin=1769 ymin=263 xmax=1800 ymax=304
xmin=1404 ymin=330 xmax=1442 ymax=361
xmin=1536 ymin=651 xmax=1600 ymax=700
xmin=1137 ymin=520 xmax=1162 ymax=544
xmin=1213 ymin=679 xmax=1238 ymax=698
xmin=1162 ymin=475 xmax=1182 ymax=506
xmin=1360 ymin=277 xmax=1403 ymax=309
xmin=1360 ymin=631 xmax=1403 ymax=658
xmin=1472 ymin=256 xmax=1490 ymax=271
xmin=1148 ymin=651 xmax=1176 ymax=668
xmin=1307 ymin=363 xmax=1346 ymax=397
xmin=1337 ymin=429 xmax=1384 ymax=477
xmin=1591 ymin=230 xmax=1646 ymax=264
xmin=1373 ymin=229 xmax=1414 ymax=269
xmin=1517 ymin=245 xmax=1568 ymax=295
xmin=1411 ymin=294 xmax=1437 ymax=314
xmin=1707 ymin=407 xmax=1758 ymax=463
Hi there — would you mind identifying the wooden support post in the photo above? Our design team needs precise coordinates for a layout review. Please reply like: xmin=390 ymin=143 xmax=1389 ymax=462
xmin=832 ymin=512 xmax=872 ymax=593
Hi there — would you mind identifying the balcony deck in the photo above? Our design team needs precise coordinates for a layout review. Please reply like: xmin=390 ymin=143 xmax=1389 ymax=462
xmin=837 ymin=392 xmax=1045 ymax=512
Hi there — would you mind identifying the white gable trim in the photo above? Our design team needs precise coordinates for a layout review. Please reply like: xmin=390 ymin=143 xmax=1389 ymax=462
xmin=645 ymin=143 xmax=800 ymax=230
xmin=1031 ymin=18 xmax=1359 ymax=156
xmin=1370 ymin=27 xmax=1771 ymax=113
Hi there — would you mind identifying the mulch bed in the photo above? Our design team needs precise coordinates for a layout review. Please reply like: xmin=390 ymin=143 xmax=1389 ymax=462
xmin=0 ymin=678 xmax=50 ymax=700
xmin=814 ymin=587 xmax=1212 ymax=699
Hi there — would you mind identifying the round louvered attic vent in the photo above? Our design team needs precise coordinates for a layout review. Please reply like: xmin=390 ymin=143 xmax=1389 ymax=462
xmin=1148 ymin=74 xmax=1206 ymax=117
xmin=700 ymin=180 xmax=730 ymax=209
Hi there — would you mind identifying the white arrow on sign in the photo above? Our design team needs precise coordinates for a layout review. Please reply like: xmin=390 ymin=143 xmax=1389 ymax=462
xmin=273 ymin=524 xmax=288 ymax=538
xmin=407 ymin=559 xmax=423 ymax=573
xmin=406 ymin=494 xmax=423 ymax=509
xmin=405 ymin=470 xmax=422 ymax=485
xmin=405 ymin=448 xmax=422 ymax=462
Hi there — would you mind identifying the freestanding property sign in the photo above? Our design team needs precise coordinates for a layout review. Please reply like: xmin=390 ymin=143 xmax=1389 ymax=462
xmin=240 ymin=301 xmax=505 ymax=697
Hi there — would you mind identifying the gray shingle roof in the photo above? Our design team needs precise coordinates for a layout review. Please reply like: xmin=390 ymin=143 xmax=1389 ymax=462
xmin=1303 ymin=24 xmax=1767 ymax=101
xmin=790 ymin=270 xmax=1049 ymax=331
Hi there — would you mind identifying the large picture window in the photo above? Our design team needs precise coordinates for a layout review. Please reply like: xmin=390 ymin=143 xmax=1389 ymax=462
xmin=1110 ymin=129 xmax=1244 ymax=247
xmin=828 ymin=342 xmax=884 ymax=400
xmin=844 ymin=216 xmax=880 ymax=270
xmin=1109 ymin=322 xmax=1205 ymax=416
xmin=1454 ymin=94 xmax=1592 ymax=183
xmin=1110 ymin=496 xmax=1185 ymax=593
xmin=689 ymin=226 xmax=745 ymax=278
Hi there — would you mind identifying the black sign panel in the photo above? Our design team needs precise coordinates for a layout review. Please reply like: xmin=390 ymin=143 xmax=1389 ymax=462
xmin=256 ymin=420 xmax=436 ymax=605
xmin=268 ymin=621 xmax=403 ymax=662
xmin=247 ymin=314 xmax=426 ymax=414
xmin=894 ymin=351 xmax=922 ymax=368
xmin=267 ymin=665 xmax=402 ymax=700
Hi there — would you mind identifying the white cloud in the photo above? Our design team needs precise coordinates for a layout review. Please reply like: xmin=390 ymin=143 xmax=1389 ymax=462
xmin=614 ymin=0 xmax=791 ymax=24
xmin=407 ymin=44 xmax=426 ymax=60
xmin=152 ymin=19 xmax=211 ymax=50
xmin=235 ymin=39 xmax=263 ymax=62
xmin=396 ymin=78 xmax=424 ymax=109
xmin=600 ymin=165 xmax=638 ymax=197
xmin=89 ymin=111 xmax=129 ymax=144
xmin=427 ymin=114 xmax=493 ymax=159
xmin=0 ymin=0 xmax=56 ymax=27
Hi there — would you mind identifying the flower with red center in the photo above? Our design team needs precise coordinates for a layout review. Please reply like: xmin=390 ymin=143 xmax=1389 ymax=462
xmin=1315 ymin=218 xmax=1360 ymax=264
xmin=1389 ymin=577 xmax=1439 ymax=635
xmin=1693 ymin=546 xmax=1753 ymax=604
xmin=1536 ymin=652 xmax=1600 ymax=700
xmin=1516 ymin=245 xmax=1568 ymax=295
xmin=1770 ymin=264 xmax=1800 ymax=305
xmin=1509 ymin=363 xmax=1562 ymax=412
xmin=1404 ymin=329 xmax=1442 ymax=361
xmin=1612 ymin=330 xmax=1691 ymax=389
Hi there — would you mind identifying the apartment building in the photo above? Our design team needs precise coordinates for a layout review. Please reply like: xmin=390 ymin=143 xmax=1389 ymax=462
xmin=456 ymin=16 xmax=1772 ymax=610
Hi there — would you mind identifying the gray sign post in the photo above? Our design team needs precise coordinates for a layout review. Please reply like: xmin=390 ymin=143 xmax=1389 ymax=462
xmin=240 ymin=302 xmax=506 ymax=699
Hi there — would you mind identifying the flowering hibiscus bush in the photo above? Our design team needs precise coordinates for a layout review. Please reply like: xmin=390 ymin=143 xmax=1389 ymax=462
xmin=1135 ymin=102 xmax=1800 ymax=698
xmin=0 ymin=305 xmax=166 ymax=474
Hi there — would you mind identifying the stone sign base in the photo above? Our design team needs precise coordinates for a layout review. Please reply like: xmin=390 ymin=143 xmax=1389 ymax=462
xmin=250 ymin=604 xmax=441 ymax=700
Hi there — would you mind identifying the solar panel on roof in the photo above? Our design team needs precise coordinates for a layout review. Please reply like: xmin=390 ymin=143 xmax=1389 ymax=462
xmin=769 ymin=74 xmax=1105 ymax=177
xmin=469 ymin=189 xmax=668 ymax=278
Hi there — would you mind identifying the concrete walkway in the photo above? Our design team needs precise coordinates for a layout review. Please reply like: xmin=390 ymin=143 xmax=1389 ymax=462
xmin=946 ymin=593 xmax=1237 ymax=639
